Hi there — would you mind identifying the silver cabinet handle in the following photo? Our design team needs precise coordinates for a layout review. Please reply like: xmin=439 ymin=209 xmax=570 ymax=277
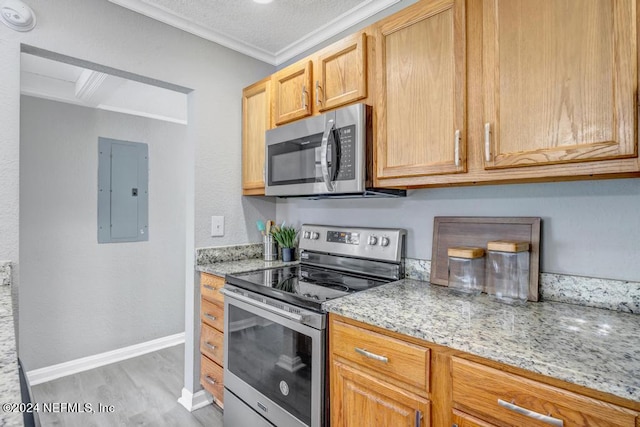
xmin=498 ymin=399 xmax=564 ymax=427
xmin=320 ymin=118 xmax=335 ymax=192
xmin=315 ymin=80 xmax=322 ymax=105
xmin=203 ymin=284 xmax=215 ymax=291
xmin=454 ymin=129 xmax=461 ymax=167
xmin=204 ymin=341 xmax=216 ymax=351
xmin=414 ymin=410 xmax=422 ymax=427
xmin=484 ymin=122 xmax=492 ymax=162
xmin=204 ymin=375 xmax=217 ymax=385
xmin=204 ymin=313 xmax=217 ymax=321
xmin=354 ymin=347 xmax=388 ymax=363
xmin=302 ymin=85 xmax=307 ymax=108
xmin=263 ymin=165 xmax=266 ymax=182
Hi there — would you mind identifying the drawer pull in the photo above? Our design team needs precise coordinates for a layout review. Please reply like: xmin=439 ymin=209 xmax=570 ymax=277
xmin=203 ymin=284 xmax=215 ymax=291
xmin=414 ymin=410 xmax=422 ymax=427
xmin=205 ymin=341 xmax=216 ymax=351
xmin=204 ymin=375 xmax=217 ymax=386
xmin=497 ymin=399 xmax=564 ymax=427
xmin=355 ymin=347 xmax=388 ymax=363
xmin=204 ymin=313 xmax=217 ymax=321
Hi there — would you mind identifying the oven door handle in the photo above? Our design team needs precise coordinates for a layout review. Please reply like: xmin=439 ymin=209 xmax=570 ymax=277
xmin=220 ymin=288 xmax=307 ymax=324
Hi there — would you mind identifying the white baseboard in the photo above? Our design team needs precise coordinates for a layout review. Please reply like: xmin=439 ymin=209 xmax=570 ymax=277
xmin=26 ymin=332 xmax=185 ymax=386
xmin=178 ymin=387 xmax=213 ymax=412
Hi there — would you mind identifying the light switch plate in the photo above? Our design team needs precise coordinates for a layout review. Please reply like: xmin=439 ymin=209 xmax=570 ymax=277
xmin=211 ymin=216 xmax=224 ymax=237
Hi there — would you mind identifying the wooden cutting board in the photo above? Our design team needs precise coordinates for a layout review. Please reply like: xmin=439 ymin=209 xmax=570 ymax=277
xmin=431 ymin=217 xmax=541 ymax=301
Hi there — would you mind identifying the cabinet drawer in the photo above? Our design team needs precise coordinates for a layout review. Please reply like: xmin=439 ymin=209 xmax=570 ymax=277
xmin=201 ymin=273 xmax=224 ymax=304
xmin=201 ymin=354 xmax=224 ymax=405
xmin=200 ymin=323 xmax=224 ymax=366
xmin=331 ymin=319 xmax=430 ymax=395
xmin=201 ymin=299 xmax=224 ymax=332
xmin=452 ymin=357 xmax=638 ymax=427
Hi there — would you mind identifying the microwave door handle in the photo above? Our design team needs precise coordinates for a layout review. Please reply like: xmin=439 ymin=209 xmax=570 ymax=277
xmin=321 ymin=118 xmax=335 ymax=192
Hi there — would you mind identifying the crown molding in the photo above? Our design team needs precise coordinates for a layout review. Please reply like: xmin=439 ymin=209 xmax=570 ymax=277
xmin=108 ymin=0 xmax=401 ymax=66
xmin=274 ymin=0 xmax=401 ymax=65
xmin=108 ymin=0 xmax=277 ymax=64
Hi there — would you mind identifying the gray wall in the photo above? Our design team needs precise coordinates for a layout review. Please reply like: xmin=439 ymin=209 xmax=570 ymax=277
xmin=0 ymin=0 xmax=275 ymax=393
xmin=20 ymin=96 xmax=187 ymax=370
xmin=277 ymin=179 xmax=640 ymax=282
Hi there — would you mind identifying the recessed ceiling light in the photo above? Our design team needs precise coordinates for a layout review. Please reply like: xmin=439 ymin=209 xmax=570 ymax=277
xmin=253 ymin=0 xmax=273 ymax=4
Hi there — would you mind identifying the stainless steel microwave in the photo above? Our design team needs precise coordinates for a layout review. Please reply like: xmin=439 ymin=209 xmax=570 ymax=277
xmin=264 ymin=103 xmax=406 ymax=198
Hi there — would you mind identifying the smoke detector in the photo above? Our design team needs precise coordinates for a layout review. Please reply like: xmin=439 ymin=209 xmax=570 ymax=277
xmin=0 ymin=0 xmax=36 ymax=32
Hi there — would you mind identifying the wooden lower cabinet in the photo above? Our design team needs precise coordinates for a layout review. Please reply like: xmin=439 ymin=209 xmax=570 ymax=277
xmin=331 ymin=360 xmax=430 ymax=427
xmin=329 ymin=314 xmax=640 ymax=427
xmin=451 ymin=357 xmax=638 ymax=427
xmin=452 ymin=409 xmax=497 ymax=427
xmin=199 ymin=272 xmax=225 ymax=408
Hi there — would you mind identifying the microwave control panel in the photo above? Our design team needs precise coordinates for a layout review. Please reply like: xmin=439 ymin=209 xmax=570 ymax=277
xmin=335 ymin=125 xmax=356 ymax=181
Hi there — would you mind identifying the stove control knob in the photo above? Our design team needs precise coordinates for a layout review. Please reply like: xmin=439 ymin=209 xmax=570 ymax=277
xmin=303 ymin=231 xmax=310 ymax=239
xmin=367 ymin=235 xmax=378 ymax=245
xmin=310 ymin=231 xmax=320 ymax=240
xmin=380 ymin=237 xmax=390 ymax=247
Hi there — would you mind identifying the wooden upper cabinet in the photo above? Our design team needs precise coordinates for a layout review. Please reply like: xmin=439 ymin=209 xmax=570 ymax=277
xmin=272 ymin=60 xmax=312 ymax=126
xmin=375 ymin=0 xmax=467 ymax=181
xmin=482 ymin=0 xmax=638 ymax=169
xmin=242 ymin=77 xmax=271 ymax=195
xmin=315 ymin=32 xmax=367 ymax=113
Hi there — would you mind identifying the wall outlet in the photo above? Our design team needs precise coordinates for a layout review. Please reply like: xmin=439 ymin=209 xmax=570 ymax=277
xmin=211 ymin=216 xmax=224 ymax=237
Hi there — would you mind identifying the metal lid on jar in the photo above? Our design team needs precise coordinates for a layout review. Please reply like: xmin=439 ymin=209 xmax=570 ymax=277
xmin=447 ymin=246 xmax=485 ymax=259
xmin=487 ymin=240 xmax=530 ymax=252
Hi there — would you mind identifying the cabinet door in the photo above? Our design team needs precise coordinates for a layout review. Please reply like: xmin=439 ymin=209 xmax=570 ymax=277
xmin=316 ymin=32 xmax=367 ymax=112
xmin=452 ymin=410 xmax=496 ymax=427
xmin=242 ymin=78 xmax=271 ymax=195
xmin=482 ymin=0 xmax=637 ymax=169
xmin=331 ymin=360 xmax=430 ymax=427
xmin=272 ymin=60 xmax=312 ymax=125
xmin=376 ymin=0 xmax=466 ymax=181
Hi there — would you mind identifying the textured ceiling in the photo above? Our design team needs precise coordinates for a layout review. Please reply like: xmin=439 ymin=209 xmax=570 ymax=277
xmin=108 ymin=0 xmax=402 ymax=65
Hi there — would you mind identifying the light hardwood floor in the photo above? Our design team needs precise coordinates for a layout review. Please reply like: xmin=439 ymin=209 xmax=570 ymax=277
xmin=31 ymin=344 xmax=223 ymax=427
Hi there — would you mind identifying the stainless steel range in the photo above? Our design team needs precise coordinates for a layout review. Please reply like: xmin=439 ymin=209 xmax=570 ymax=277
xmin=221 ymin=224 xmax=406 ymax=427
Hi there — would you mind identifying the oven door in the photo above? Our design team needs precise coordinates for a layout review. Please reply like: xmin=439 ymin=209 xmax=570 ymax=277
xmin=265 ymin=103 xmax=366 ymax=197
xmin=222 ymin=287 xmax=325 ymax=427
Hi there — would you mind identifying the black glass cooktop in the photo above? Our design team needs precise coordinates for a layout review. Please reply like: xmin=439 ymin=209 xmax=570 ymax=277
xmin=224 ymin=264 xmax=391 ymax=311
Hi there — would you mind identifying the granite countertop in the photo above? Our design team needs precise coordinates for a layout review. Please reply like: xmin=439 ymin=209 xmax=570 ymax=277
xmin=197 ymin=259 xmax=299 ymax=277
xmin=323 ymin=279 xmax=640 ymax=403
xmin=0 ymin=261 xmax=22 ymax=427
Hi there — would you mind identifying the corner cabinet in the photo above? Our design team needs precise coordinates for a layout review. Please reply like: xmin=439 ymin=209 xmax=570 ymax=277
xmin=242 ymin=77 xmax=271 ymax=195
xmin=482 ymin=0 xmax=638 ymax=170
xmin=199 ymin=272 xmax=225 ymax=408
xmin=374 ymin=0 xmax=467 ymax=181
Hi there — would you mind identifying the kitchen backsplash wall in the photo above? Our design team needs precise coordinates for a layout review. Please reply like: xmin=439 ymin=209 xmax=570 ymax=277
xmin=276 ymin=179 xmax=640 ymax=283
xmin=404 ymin=258 xmax=639 ymax=314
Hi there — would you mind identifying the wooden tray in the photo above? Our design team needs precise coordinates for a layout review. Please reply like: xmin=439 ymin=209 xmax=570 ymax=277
xmin=431 ymin=217 xmax=541 ymax=301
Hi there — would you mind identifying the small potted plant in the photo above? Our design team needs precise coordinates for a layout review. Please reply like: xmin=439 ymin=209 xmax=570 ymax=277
xmin=270 ymin=225 xmax=298 ymax=262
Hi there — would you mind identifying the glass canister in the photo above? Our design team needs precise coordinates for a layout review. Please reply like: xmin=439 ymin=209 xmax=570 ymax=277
xmin=486 ymin=240 xmax=530 ymax=304
xmin=447 ymin=247 xmax=485 ymax=294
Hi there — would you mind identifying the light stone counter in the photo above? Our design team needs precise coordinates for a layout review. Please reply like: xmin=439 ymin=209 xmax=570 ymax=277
xmin=197 ymin=258 xmax=299 ymax=277
xmin=323 ymin=279 xmax=640 ymax=403
xmin=0 ymin=261 xmax=22 ymax=427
